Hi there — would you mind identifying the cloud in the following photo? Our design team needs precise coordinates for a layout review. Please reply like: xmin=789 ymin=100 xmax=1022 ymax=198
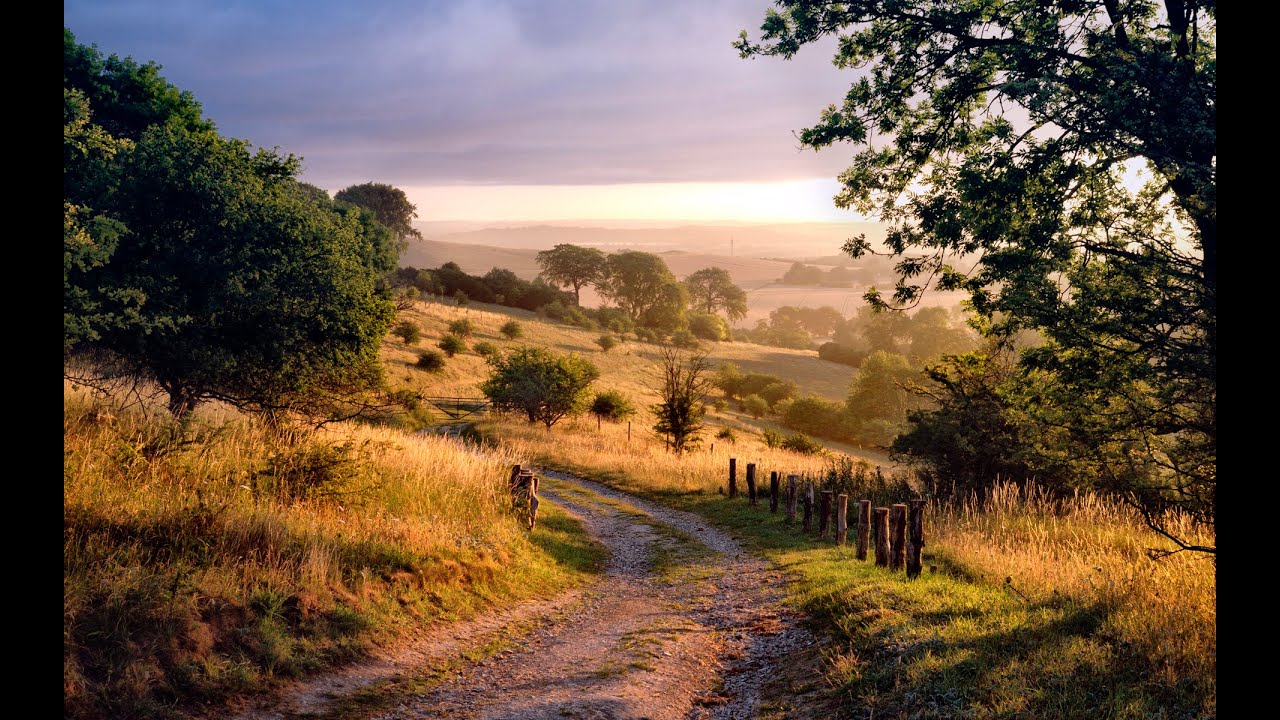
xmin=65 ymin=0 xmax=857 ymax=187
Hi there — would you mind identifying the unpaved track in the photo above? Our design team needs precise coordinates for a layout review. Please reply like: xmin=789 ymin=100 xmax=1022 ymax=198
xmin=238 ymin=471 xmax=812 ymax=720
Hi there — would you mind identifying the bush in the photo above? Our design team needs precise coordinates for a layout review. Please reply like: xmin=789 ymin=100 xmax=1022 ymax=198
xmin=473 ymin=341 xmax=499 ymax=358
xmin=715 ymin=362 xmax=744 ymax=398
xmin=781 ymin=395 xmax=845 ymax=438
xmin=589 ymin=389 xmax=636 ymax=422
xmin=500 ymin=320 xmax=523 ymax=339
xmin=713 ymin=399 xmax=728 ymax=413
xmin=671 ymin=328 xmax=699 ymax=349
xmin=635 ymin=327 xmax=660 ymax=343
xmin=781 ymin=432 xmax=825 ymax=455
xmin=688 ymin=312 xmax=729 ymax=341
xmin=438 ymin=334 xmax=467 ymax=357
xmin=759 ymin=380 xmax=799 ymax=408
xmin=481 ymin=346 xmax=600 ymax=429
xmin=391 ymin=320 xmax=421 ymax=345
xmin=448 ymin=318 xmax=475 ymax=337
xmin=818 ymin=341 xmax=869 ymax=367
xmin=715 ymin=426 xmax=737 ymax=443
xmin=761 ymin=428 xmax=784 ymax=449
xmin=416 ymin=350 xmax=445 ymax=372
xmin=453 ymin=290 xmax=469 ymax=306
xmin=742 ymin=394 xmax=769 ymax=419
xmin=538 ymin=299 xmax=570 ymax=321
xmin=595 ymin=335 xmax=618 ymax=352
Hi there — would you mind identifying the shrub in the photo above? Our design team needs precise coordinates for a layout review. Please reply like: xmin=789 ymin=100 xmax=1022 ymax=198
xmin=438 ymin=334 xmax=467 ymax=357
xmin=415 ymin=350 xmax=445 ymax=371
xmin=715 ymin=426 xmax=737 ymax=443
xmin=447 ymin=318 xmax=475 ymax=337
xmin=671 ymin=328 xmax=699 ymax=349
xmin=595 ymin=335 xmax=618 ymax=352
xmin=742 ymin=394 xmax=769 ymax=419
xmin=473 ymin=341 xmax=499 ymax=358
xmin=539 ymin=299 xmax=570 ymax=321
xmin=481 ymin=346 xmax=600 ymax=429
xmin=781 ymin=432 xmax=825 ymax=455
xmin=453 ymin=290 xmax=469 ymax=306
xmin=761 ymin=428 xmax=784 ymax=448
xmin=589 ymin=389 xmax=636 ymax=423
xmin=500 ymin=320 xmax=523 ymax=339
xmin=688 ymin=312 xmax=729 ymax=341
xmin=818 ymin=341 xmax=869 ymax=367
xmin=781 ymin=394 xmax=845 ymax=438
xmin=391 ymin=320 xmax=421 ymax=345
xmin=635 ymin=327 xmax=660 ymax=343
xmin=712 ymin=399 xmax=728 ymax=413
xmin=759 ymin=380 xmax=799 ymax=409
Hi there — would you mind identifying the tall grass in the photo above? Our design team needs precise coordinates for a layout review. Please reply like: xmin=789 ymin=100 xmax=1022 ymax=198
xmin=930 ymin=482 xmax=1216 ymax=699
xmin=63 ymin=382 xmax=602 ymax=719
xmin=480 ymin=412 xmax=1216 ymax=718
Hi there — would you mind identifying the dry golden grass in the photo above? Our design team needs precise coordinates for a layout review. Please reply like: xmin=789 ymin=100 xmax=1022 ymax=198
xmin=930 ymin=483 xmax=1216 ymax=693
xmin=385 ymin=298 xmax=858 ymax=406
xmin=63 ymin=381 xmax=602 ymax=719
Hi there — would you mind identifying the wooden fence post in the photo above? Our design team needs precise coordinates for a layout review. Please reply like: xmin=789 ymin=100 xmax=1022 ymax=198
xmin=857 ymin=500 xmax=871 ymax=561
xmin=528 ymin=474 xmax=540 ymax=530
xmin=818 ymin=490 xmax=833 ymax=539
xmin=508 ymin=464 xmax=523 ymax=506
xmin=836 ymin=494 xmax=848 ymax=545
xmin=874 ymin=507 xmax=890 ymax=567
xmin=728 ymin=458 xmax=737 ymax=499
xmin=746 ymin=463 xmax=757 ymax=506
xmin=770 ymin=471 xmax=780 ymax=514
xmin=890 ymin=504 xmax=907 ymax=571
xmin=802 ymin=479 xmax=814 ymax=533
xmin=786 ymin=475 xmax=798 ymax=523
xmin=907 ymin=499 xmax=925 ymax=579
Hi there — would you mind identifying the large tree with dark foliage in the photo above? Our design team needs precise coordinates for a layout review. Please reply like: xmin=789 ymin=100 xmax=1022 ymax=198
xmin=738 ymin=1 xmax=1215 ymax=551
xmin=684 ymin=267 xmax=748 ymax=321
xmin=64 ymin=30 xmax=398 ymax=421
xmin=536 ymin=244 xmax=607 ymax=306
xmin=334 ymin=182 xmax=423 ymax=252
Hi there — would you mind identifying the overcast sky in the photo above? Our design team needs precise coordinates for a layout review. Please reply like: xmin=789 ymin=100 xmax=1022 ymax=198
xmin=65 ymin=0 xmax=868 ymax=221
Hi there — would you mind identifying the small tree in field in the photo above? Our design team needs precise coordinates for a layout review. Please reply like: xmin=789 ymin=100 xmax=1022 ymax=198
xmin=596 ymin=335 xmax=617 ymax=352
xmin=500 ymin=320 xmax=523 ymax=339
xmin=589 ymin=389 xmax=636 ymax=427
xmin=481 ymin=347 xmax=599 ymax=429
xmin=448 ymin=318 xmax=475 ymax=337
xmin=392 ymin=320 xmax=421 ymax=345
xmin=651 ymin=345 xmax=713 ymax=454
xmin=438 ymin=334 xmax=467 ymax=357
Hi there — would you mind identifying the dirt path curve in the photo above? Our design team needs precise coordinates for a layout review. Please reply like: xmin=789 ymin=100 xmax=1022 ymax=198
xmin=236 ymin=470 xmax=812 ymax=720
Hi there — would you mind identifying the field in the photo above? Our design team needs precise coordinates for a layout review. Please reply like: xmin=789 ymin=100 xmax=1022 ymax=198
xmin=64 ymin=296 xmax=1215 ymax=719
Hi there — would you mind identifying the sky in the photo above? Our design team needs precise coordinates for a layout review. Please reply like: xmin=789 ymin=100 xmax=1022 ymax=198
xmin=64 ymin=0 xmax=871 ymax=224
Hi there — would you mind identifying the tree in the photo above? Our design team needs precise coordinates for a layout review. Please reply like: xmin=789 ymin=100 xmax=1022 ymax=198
xmin=595 ymin=335 xmax=617 ymax=352
xmin=500 ymin=320 xmax=524 ymax=339
xmin=589 ymin=389 xmax=637 ymax=424
xmin=481 ymin=347 xmax=600 ymax=429
xmin=391 ymin=321 xmax=421 ymax=345
xmin=738 ymin=0 xmax=1215 ymax=550
xmin=651 ymin=346 xmax=713 ymax=454
xmin=64 ymin=33 xmax=397 ymax=421
xmin=684 ymin=267 xmax=748 ymax=321
xmin=847 ymin=351 xmax=919 ymax=426
xmin=598 ymin=251 xmax=686 ymax=327
xmin=334 ymin=182 xmax=423 ymax=252
xmin=535 ymin=244 xmax=607 ymax=306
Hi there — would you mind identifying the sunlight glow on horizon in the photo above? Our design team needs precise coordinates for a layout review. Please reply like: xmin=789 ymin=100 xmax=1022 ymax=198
xmin=395 ymin=179 xmax=869 ymax=223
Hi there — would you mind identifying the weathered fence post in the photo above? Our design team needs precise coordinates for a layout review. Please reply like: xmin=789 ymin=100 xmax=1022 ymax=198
xmin=508 ymin=464 xmax=524 ymax=506
xmin=818 ymin=490 xmax=833 ymax=539
xmin=728 ymin=458 xmax=737 ymax=499
xmin=802 ymin=479 xmax=814 ymax=533
xmin=836 ymin=494 xmax=848 ymax=545
xmin=890 ymin=504 xmax=907 ymax=571
xmin=770 ymin=471 xmax=780 ymax=514
xmin=907 ymin=499 xmax=925 ymax=579
xmin=786 ymin=475 xmax=798 ymax=523
xmin=746 ymin=463 xmax=757 ymax=506
xmin=873 ymin=507 xmax=890 ymax=567
xmin=857 ymin=500 xmax=871 ymax=561
xmin=528 ymin=473 xmax=540 ymax=530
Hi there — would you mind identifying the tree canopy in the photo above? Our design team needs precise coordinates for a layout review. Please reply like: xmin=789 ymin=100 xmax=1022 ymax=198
xmin=738 ymin=1 xmax=1215 ymax=550
xmin=598 ymin=251 xmax=687 ymax=329
xmin=684 ymin=267 xmax=748 ymax=321
xmin=535 ymin=244 xmax=608 ymax=306
xmin=334 ymin=182 xmax=423 ymax=252
xmin=64 ymin=30 xmax=397 ymax=422
xmin=481 ymin=347 xmax=600 ymax=429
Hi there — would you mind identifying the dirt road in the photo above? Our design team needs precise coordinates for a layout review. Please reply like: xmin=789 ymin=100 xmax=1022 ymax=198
xmin=238 ymin=471 xmax=813 ymax=720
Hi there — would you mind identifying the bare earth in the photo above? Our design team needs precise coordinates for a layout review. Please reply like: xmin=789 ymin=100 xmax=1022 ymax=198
xmin=234 ymin=470 xmax=814 ymax=720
